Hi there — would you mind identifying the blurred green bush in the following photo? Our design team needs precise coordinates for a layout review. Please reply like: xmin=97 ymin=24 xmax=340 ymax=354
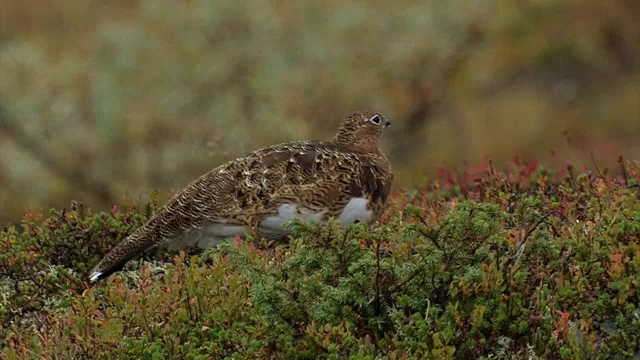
xmin=0 ymin=0 xmax=639 ymax=223
xmin=1 ymin=160 xmax=640 ymax=358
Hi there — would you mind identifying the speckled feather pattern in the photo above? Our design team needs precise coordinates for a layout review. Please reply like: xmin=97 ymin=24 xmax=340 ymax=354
xmin=89 ymin=111 xmax=393 ymax=282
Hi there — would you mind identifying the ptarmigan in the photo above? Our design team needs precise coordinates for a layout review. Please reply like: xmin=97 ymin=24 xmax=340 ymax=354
xmin=89 ymin=111 xmax=393 ymax=282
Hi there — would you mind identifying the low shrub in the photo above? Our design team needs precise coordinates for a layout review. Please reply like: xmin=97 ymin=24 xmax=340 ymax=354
xmin=1 ymin=160 xmax=640 ymax=359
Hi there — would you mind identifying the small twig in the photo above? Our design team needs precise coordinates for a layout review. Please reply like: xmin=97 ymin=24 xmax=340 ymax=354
xmin=424 ymin=298 xmax=431 ymax=323
xmin=417 ymin=216 xmax=447 ymax=252
xmin=590 ymin=151 xmax=603 ymax=179
xmin=389 ymin=266 xmax=424 ymax=294
xmin=618 ymin=156 xmax=630 ymax=188
xmin=500 ymin=210 xmax=561 ymax=323
xmin=566 ymin=164 xmax=578 ymax=191
xmin=504 ymin=210 xmax=563 ymax=272
xmin=618 ymin=156 xmax=639 ymax=191
xmin=488 ymin=159 xmax=497 ymax=179
xmin=337 ymin=226 xmax=355 ymax=275
xmin=373 ymin=235 xmax=382 ymax=316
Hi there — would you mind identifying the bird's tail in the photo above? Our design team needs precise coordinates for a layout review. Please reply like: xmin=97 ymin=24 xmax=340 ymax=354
xmin=88 ymin=227 xmax=156 ymax=283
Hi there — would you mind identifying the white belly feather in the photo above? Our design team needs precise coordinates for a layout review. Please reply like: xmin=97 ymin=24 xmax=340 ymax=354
xmin=335 ymin=197 xmax=373 ymax=225
xmin=167 ymin=197 xmax=373 ymax=250
xmin=258 ymin=203 xmax=328 ymax=238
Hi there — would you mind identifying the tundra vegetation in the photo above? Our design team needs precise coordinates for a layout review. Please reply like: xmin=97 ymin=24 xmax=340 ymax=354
xmin=1 ymin=160 xmax=639 ymax=359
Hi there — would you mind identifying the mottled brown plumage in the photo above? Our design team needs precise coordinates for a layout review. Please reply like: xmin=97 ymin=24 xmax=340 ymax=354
xmin=89 ymin=111 xmax=393 ymax=282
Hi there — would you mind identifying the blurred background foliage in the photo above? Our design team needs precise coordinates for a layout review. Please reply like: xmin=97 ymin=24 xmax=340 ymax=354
xmin=0 ymin=0 xmax=638 ymax=225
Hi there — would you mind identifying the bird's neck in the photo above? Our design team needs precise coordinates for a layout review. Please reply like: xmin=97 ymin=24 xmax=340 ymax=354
xmin=332 ymin=136 xmax=386 ymax=158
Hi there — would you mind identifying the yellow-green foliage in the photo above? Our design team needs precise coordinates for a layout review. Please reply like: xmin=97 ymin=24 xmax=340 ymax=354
xmin=2 ymin=161 xmax=640 ymax=359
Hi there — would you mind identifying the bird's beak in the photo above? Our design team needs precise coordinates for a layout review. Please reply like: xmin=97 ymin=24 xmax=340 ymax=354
xmin=384 ymin=121 xmax=391 ymax=128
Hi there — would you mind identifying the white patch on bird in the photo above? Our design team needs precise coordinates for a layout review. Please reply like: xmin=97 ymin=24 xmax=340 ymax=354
xmin=167 ymin=223 xmax=245 ymax=250
xmin=89 ymin=271 xmax=102 ymax=283
xmin=259 ymin=204 xmax=327 ymax=237
xmin=336 ymin=197 xmax=373 ymax=225
xmin=165 ymin=198 xmax=373 ymax=251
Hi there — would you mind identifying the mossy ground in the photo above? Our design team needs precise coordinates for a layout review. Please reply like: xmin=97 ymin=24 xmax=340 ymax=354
xmin=2 ymin=159 xmax=640 ymax=359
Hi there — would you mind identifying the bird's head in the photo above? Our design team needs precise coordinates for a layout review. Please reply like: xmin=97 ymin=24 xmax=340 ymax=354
xmin=333 ymin=111 xmax=391 ymax=151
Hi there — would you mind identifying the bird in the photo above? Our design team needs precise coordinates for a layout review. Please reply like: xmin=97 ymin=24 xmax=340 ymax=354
xmin=88 ymin=111 xmax=393 ymax=282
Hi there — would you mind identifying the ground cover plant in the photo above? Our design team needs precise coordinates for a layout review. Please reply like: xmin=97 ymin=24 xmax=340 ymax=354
xmin=1 ymin=158 xmax=640 ymax=359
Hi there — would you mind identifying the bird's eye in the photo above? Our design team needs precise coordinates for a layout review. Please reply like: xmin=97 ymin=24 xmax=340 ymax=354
xmin=368 ymin=115 xmax=382 ymax=125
